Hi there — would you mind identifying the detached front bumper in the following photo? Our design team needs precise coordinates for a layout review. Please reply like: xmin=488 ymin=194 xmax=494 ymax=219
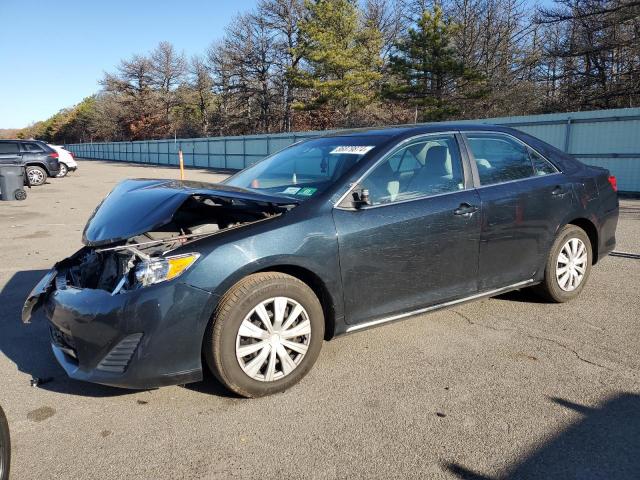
xmin=25 ymin=270 xmax=214 ymax=389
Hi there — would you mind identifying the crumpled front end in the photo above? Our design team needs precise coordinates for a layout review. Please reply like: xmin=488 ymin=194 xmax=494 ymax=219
xmin=38 ymin=252 xmax=214 ymax=389
xmin=21 ymin=178 xmax=294 ymax=389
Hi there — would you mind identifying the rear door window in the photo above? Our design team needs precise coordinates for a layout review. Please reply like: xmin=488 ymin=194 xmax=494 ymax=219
xmin=23 ymin=142 xmax=46 ymax=153
xmin=0 ymin=142 xmax=19 ymax=154
xmin=464 ymin=134 xmax=535 ymax=185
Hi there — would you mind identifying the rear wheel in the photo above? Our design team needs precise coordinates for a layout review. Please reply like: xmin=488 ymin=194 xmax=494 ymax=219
xmin=26 ymin=166 xmax=47 ymax=186
xmin=535 ymin=224 xmax=592 ymax=302
xmin=204 ymin=272 xmax=324 ymax=397
xmin=56 ymin=163 xmax=68 ymax=178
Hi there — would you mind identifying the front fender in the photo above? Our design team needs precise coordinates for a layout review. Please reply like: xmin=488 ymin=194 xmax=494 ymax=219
xmin=183 ymin=210 xmax=345 ymax=333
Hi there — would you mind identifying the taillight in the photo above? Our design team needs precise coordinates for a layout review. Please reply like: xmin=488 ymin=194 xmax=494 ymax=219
xmin=608 ymin=175 xmax=617 ymax=192
xmin=69 ymin=151 xmax=75 ymax=158
xmin=49 ymin=152 xmax=59 ymax=159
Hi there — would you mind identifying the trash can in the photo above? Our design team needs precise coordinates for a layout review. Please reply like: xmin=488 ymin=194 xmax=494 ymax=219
xmin=0 ymin=164 xmax=27 ymax=201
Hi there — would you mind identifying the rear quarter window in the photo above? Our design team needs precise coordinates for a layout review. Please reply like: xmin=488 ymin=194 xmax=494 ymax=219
xmin=530 ymin=149 xmax=558 ymax=176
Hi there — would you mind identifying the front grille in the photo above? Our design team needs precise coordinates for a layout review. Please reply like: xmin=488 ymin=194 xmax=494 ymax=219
xmin=97 ymin=334 xmax=143 ymax=373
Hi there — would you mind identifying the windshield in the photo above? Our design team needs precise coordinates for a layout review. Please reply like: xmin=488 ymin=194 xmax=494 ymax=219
xmin=224 ymin=136 xmax=387 ymax=200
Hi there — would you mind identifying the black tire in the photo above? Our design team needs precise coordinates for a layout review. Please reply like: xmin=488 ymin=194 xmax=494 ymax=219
xmin=534 ymin=224 xmax=592 ymax=303
xmin=26 ymin=165 xmax=47 ymax=186
xmin=0 ymin=406 xmax=10 ymax=480
xmin=14 ymin=189 xmax=27 ymax=201
xmin=204 ymin=272 xmax=324 ymax=398
xmin=56 ymin=163 xmax=68 ymax=178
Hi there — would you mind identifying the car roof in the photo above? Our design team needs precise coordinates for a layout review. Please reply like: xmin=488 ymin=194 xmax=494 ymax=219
xmin=323 ymin=123 xmax=519 ymax=141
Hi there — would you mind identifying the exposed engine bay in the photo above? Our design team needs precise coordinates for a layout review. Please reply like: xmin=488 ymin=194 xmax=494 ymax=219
xmin=59 ymin=192 xmax=290 ymax=294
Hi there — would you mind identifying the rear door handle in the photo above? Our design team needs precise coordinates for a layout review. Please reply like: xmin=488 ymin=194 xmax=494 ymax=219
xmin=454 ymin=203 xmax=478 ymax=216
xmin=552 ymin=185 xmax=568 ymax=196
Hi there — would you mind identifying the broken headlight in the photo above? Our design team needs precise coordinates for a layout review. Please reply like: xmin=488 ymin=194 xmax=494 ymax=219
xmin=133 ymin=253 xmax=200 ymax=287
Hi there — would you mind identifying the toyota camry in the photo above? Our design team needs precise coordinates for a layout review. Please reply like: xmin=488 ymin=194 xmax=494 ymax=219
xmin=23 ymin=124 xmax=618 ymax=397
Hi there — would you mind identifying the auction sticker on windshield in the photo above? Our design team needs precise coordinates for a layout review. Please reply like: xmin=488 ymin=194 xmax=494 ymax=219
xmin=330 ymin=146 xmax=375 ymax=155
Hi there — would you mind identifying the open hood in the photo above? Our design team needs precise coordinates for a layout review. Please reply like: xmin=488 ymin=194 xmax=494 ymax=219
xmin=82 ymin=179 xmax=297 ymax=247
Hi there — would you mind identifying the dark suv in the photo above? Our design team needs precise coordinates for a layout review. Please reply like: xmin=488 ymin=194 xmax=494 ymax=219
xmin=0 ymin=140 xmax=61 ymax=186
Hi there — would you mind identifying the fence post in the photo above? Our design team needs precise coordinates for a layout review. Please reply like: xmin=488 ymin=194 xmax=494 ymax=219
xmin=564 ymin=118 xmax=572 ymax=153
xmin=243 ymin=137 xmax=246 ymax=168
xmin=224 ymin=138 xmax=227 ymax=169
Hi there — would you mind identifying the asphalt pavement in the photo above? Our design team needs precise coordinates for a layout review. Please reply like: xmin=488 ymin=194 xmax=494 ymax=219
xmin=0 ymin=160 xmax=638 ymax=479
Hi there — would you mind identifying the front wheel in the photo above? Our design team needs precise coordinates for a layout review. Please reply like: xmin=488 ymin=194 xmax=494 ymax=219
xmin=0 ymin=405 xmax=10 ymax=480
xmin=535 ymin=224 xmax=592 ymax=302
xmin=204 ymin=272 xmax=325 ymax=398
xmin=26 ymin=166 xmax=47 ymax=186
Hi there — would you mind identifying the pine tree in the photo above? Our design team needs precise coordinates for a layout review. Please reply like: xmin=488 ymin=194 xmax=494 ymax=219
xmin=385 ymin=6 xmax=481 ymax=122
xmin=294 ymin=0 xmax=383 ymax=119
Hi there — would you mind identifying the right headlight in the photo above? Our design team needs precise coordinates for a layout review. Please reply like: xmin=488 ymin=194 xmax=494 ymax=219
xmin=133 ymin=253 xmax=200 ymax=287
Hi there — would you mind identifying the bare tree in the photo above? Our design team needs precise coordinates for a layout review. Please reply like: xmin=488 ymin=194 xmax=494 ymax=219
xmin=536 ymin=0 xmax=640 ymax=109
xmin=101 ymin=53 xmax=161 ymax=139
xmin=207 ymin=41 xmax=236 ymax=135
xmin=258 ymin=0 xmax=306 ymax=131
xmin=189 ymin=55 xmax=214 ymax=136
xmin=363 ymin=0 xmax=404 ymax=61
xmin=150 ymin=41 xmax=187 ymax=135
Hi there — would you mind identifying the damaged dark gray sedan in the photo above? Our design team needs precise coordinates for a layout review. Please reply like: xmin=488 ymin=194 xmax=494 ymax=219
xmin=23 ymin=125 xmax=618 ymax=397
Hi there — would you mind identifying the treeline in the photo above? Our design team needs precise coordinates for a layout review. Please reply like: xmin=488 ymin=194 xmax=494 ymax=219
xmin=15 ymin=0 xmax=640 ymax=143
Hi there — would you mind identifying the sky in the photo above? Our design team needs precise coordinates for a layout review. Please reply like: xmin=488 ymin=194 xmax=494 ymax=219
xmin=0 ymin=0 xmax=259 ymax=128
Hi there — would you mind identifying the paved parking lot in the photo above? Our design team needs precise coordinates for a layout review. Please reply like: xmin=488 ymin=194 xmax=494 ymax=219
xmin=1 ymin=160 xmax=639 ymax=479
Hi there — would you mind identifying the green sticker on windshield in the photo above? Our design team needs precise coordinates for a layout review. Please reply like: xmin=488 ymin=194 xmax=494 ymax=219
xmin=297 ymin=187 xmax=317 ymax=196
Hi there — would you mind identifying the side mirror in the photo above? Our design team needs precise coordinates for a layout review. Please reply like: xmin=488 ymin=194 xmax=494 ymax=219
xmin=351 ymin=188 xmax=371 ymax=209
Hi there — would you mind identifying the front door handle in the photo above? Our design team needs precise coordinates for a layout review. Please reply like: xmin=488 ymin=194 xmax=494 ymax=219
xmin=454 ymin=203 xmax=479 ymax=216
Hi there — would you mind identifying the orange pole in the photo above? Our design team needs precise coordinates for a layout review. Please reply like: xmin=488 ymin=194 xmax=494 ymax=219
xmin=178 ymin=148 xmax=185 ymax=180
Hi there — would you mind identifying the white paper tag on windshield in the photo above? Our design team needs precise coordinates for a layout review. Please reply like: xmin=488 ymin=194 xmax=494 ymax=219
xmin=330 ymin=146 xmax=375 ymax=155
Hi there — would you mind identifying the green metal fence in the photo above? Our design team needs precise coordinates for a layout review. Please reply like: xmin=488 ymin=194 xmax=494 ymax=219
xmin=65 ymin=107 xmax=640 ymax=192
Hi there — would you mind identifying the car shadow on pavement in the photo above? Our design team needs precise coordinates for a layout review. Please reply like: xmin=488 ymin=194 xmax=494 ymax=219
xmin=494 ymin=288 xmax=548 ymax=304
xmin=182 ymin=369 xmax=239 ymax=398
xmin=0 ymin=269 xmax=134 ymax=398
xmin=443 ymin=393 xmax=640 ymax=479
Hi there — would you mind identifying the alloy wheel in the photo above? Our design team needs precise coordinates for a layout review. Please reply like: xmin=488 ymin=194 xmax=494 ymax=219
xmin=27 ymin=168 xmax=44 ymax=185
xmin=556 ymin=238 xmax=588 ymax=292
xmin=56 ymin=164 xmax=68 ymax=177
xmin=235 ymin=297 xmax=311 ymax=382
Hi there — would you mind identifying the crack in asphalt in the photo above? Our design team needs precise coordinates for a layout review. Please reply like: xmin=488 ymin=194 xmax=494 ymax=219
xmin=452 ymin=309 xmax=614 ymax=371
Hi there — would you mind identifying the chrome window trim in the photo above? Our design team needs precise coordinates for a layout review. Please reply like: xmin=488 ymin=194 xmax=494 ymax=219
xmin=472 ymin=171 xmax=563 ymax=190
xmin=333 ymin=131 xmax=467 ymax=210
xmin=345 ymin=279 xmax=535 ymax=332
xmin=338 ymin=187 xmax=471 ymax=211
xmin=462 ymin=131 xmax=561 ymax=188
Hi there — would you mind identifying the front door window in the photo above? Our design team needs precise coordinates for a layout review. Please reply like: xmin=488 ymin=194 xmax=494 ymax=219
xmin=361 ymin=135 xmax=465 ymax=205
